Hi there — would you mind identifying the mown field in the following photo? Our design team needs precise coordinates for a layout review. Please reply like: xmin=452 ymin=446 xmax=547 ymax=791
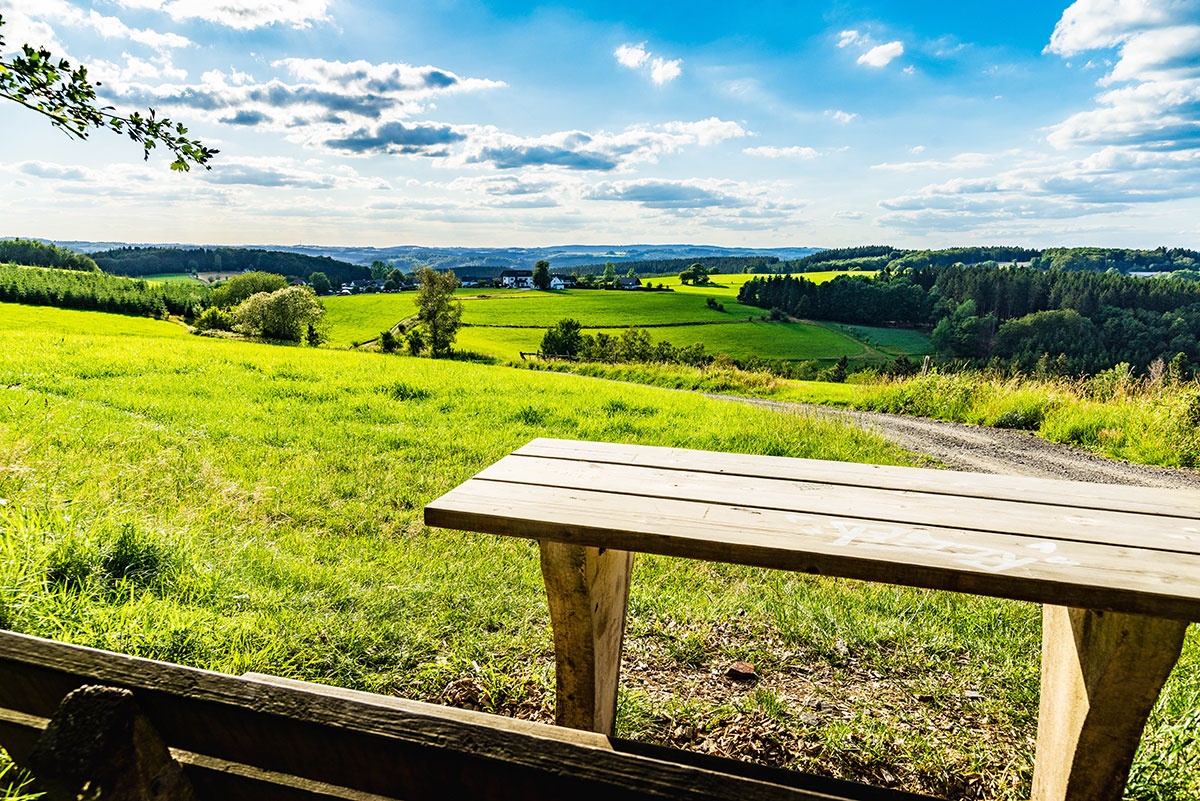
xmin=1 ymin=303 xmax=1195 ymax=800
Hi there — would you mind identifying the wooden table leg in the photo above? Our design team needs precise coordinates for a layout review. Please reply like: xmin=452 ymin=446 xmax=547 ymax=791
xmin=1032 ymin=605 xmax=1190 ymax=801
xmin=539 ymin=542 xmax=634 ymax=736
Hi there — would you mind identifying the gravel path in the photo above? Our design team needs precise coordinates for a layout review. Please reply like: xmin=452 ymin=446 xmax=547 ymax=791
xmin=709 ymin=394 xmax=1200 ymax=490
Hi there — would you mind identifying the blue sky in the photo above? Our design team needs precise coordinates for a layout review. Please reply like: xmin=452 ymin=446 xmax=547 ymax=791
xmin=1 ymin=0 xmax=1197 ymax=249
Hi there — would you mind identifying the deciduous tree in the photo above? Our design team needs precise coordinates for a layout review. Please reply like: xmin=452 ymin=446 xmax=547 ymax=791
xmin=0 ymin=13 xmax=215 ymax=171
xmin=542 ymin=318 xmax=583 ymax=358
xmin=414 ymin=267 xmax=462 ymax=357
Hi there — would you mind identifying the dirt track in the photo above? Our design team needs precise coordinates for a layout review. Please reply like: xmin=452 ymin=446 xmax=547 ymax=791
xmin=710 ymin=394 xmax=1200 ymax=490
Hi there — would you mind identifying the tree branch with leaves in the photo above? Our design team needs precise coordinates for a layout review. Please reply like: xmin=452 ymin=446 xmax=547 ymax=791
xmin=0 ymin=13 xmax=216 ymax=171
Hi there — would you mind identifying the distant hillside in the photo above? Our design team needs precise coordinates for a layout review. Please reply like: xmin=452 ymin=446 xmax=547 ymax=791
xmin=90 ymin=246 xmax=370 ymax=285
xmin=573 ymin=255 xmax=782 ymax=276
xmin=53 ymin=240 xmax=820 ymax=272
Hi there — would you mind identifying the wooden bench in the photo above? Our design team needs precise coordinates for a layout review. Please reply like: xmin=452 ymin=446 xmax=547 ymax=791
xmin=424 ymin=437 xmax=1200 ymax=801
xmin=0 ymin=629 xmax=935 ymax=801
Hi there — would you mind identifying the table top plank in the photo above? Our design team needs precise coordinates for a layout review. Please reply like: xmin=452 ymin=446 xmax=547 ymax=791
xmin=425 ymin=481 xmax=1200 ymax=620
xmin=426 ymin=439 xmax=1200 ymax=621
xmin=475 ymin=456 xmax=1200 ymax=555
xmin=515 ymin=438 xmax=1200 ymax=518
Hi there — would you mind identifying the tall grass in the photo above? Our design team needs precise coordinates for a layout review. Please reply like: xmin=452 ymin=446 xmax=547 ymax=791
xmin=849 ymin=370 xmax=1200 ymax=468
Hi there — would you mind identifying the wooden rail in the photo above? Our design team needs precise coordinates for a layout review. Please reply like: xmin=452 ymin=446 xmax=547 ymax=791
xmin=425 ymin=437 xmax=1200 ymax=801
xmin=0 ymin=629 xmax=933 ymax=801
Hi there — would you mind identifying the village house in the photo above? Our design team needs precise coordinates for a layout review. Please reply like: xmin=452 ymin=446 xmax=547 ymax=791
xmin=500 ymin=269 xmax=534 ymax=288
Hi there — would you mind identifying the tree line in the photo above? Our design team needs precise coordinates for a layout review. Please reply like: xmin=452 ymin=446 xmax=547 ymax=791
xmin=0 ymin=263 xmax=207 ymax=317
xmin=738 ymin=265 xmax=1200 ymax=376
xmin=0 ymin=239 xmax=99 ymax=272
xmin=92 ymin=246 xmax=370 ymax=286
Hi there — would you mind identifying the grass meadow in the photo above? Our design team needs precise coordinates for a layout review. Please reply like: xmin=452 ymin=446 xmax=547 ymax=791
xmin=1 ymin=302 xmax=1197 ymax=799
xmin=321 ymin=271 xmax=928 ymax=365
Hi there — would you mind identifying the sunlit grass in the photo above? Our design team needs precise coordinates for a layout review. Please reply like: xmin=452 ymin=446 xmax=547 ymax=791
xmin=3 ymin=302 xmax=1195 ymax=799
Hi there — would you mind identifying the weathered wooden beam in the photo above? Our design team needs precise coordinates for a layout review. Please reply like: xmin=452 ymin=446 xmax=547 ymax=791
xmin=3 ymin=630 xmax=928 ymax=801
xmin=539 ymin=542 xmax=634 ymax=735
xmin=1031 ymin=606 xmax=1190 ymax=801
xmin=29 ymin=685 xmax=195 ymax=801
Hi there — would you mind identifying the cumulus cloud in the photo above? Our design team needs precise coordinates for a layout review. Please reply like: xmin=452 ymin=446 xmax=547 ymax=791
xmin=460 ymin=118 xmax=746 ymax=172
xmin=585 ymin=180 xmax=747 ymax=209
xmin=744 ymin=145 xmax=820 ymax=159
xmin=877 ymin=142 xmax=1200 ymax=232
xmin=1045 ymin=0 xmax=1200 ymax=154
xmin=614 ymin=42 xmax=650 ymax=69
xmin=836 ymin=27 xmax=905 ymax=69
xmin=614 ymin=41 xmax=682 ymax=85
xmin=0 ymin=0 xmax=190 ymax=53
xmin=325 ymin=122 xmax=467 ymax=155
xmin=826 ymin=109 xmax=857 ymax=124
xmin=113 ymin=0 xmax=331 ymax=30
xmin=107 ymin=57 xmax=504 ymax=155
xmin=858 ymin=41 xmax=904 ymax=67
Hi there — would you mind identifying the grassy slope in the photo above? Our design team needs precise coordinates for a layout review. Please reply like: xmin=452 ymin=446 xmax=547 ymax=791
xmin=2 ymin=302 xmax=1195 ymax=799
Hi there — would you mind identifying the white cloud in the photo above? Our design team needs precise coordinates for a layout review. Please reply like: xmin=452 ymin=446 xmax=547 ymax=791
xmin=857 ymin=41 xmax=904 ymax=68
xmin=1045 ymin=0 xmax=1194 ymax=56
xmin=0 ymin=0 xmax=191 ymax=53
xmin=108 ymin=57 xmax=505 ymax=155
xmin=650 ymin=57 xmax=682 ymax=85
xmin=113 ymin=0 xmax=331 ymax=30
xmin=744 ymin=145 xmax=819 ymax=159
xmin=1044 ymin=1 xmax=1200 ymax=158
xmin=826 ymin=109 xmax=857 ymax=124
xmin=614 ymin=41 xmax=682 ymax=85
xmin=93 ymin=53 xmax=189 ymax=84
xmin=458 ymin=118 xmax=747 ymax=172
xmin=614 ymin=42 xmax=649 ymax=69
xmin=837 ymin=30 xmax=862 ymax=49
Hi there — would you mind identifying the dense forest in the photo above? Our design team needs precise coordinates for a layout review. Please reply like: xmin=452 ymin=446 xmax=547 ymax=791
xmin=754 ymin=246 xmax=1200 ymax=277
xmin=0 ymin=264 xmax=209 ymax=317
xmin=91 ymin=246 xmax=370 ymax=286
xmin=739 ymin=264 xmax=1200 ymax=375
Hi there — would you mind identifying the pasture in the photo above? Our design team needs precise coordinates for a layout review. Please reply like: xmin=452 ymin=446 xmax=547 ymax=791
xmin=0 ymin=302 xmax=1197 ymax=799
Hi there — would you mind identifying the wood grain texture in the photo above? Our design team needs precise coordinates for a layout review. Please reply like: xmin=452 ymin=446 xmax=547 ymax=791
xmin=1031 ymin=607 xmax=1190 ymax=801
xmin=514 ymin=438 xmax=1200 ymax=517
xmin=0 ymin=630 xmax=936 ymax=801
xmin=476 ymin=456 xmax=1200 ymax=554
xmin=426 ymin=481 xmax=1200 ymax=620
xmin=539 ymin=542 xmax=634 ymax=735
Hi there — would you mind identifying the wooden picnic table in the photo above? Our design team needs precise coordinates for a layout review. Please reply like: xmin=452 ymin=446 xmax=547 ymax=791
xmin=425 ymin=437 xmax=1200 ymax=801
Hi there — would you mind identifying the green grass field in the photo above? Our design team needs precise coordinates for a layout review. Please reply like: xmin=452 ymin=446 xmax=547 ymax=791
xmin=2 ymin=302 xmax=1196 ymax=799
xmin=143 ymin=273 xmax=206 ymax=285
xmin=458 ymin=289 xmax=763 ymax=327
xmin=321 ymin=271 xmax=927 ymax=365
xmin=658 ymin=270 xmax=875 ymax=297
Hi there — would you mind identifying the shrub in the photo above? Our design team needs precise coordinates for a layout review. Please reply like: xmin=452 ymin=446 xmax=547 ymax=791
xmin=193 ymin=306 xmax=233 ymax=332
xmin=233 ymin=286 xmax=326 ymax=343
